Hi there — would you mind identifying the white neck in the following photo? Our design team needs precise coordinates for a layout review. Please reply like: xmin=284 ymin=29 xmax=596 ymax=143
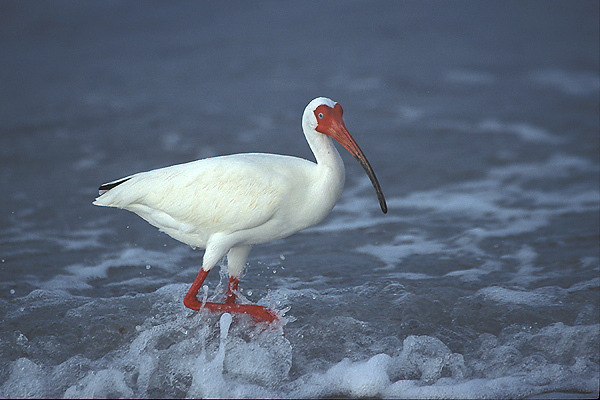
xmin=302 ymin=118 xmax=346 ymax=215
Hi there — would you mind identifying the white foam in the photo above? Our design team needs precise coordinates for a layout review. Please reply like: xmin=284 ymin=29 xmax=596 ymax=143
xmin=489 ymin=154 xmax=599 ymax=182
xmin=307 ymin=177 xmax=403 ymax=233
xmin=477 ymin=286 xmax=559 ymax=306
xmin=567 ymin=277 xmax=600 ymax=293
xmin=63 ymin=369 xmax=134 ymax=399
xmin=444 ymin=267 xmax=490 ymax=282
xmin=53 ymin=228 xmax=111 ymax=251
xmin=187 ymin=313 xmax=232 ymax=398
xmin=305 ymin=353 xmax=393 ymax=398
xmin=310 ymin=154 xmax=596 ymax=241
xmin=430 ymin=119 xmax=562 ymax=144
xmin=509 ymin=245 xmax=541 ymax=287
xmin=223 ymin=323 xmax=292 ymax=386
xmin=387 ymin=272 xmax=436 ymax=280
xmin=38 ymin=245 xmax=191 ymax=292
xmin=0 ymin=285 xmax=597 ymax=398
xmin=355 ymin=154 xmax=598 ymax=282
xmin=292 ymin=330 xmax=600 ymax=399
xmin=359 ymin=233 xmax=447 ymax=269
xmin=531 ymin=69 xmax=600 ymax=96
xmin=479 ymin=119 xmax=562 ymax=144
xmin=0 ymin=358 xmax=47 ymax=398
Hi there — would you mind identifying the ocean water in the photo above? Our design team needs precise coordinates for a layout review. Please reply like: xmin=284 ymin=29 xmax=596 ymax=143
xmin=1 ymin=1 xmax=598 ymax=398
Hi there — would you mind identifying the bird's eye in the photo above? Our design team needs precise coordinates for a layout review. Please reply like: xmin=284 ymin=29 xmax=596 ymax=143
xmin=318 ymin=112 xmax=324 ymax=119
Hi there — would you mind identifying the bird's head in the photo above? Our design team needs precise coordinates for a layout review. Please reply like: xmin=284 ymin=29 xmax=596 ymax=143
xmin=303 ymin=97 xmax=387 ymax=214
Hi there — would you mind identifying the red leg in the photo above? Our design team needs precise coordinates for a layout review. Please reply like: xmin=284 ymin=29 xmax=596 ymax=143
xmin=225 ymin=276 xmax=239 ymax=304
xmin=183 ymin=268 xmax=210 ymax=310
xmin=183 ymin=269 xmax=279 ymax=323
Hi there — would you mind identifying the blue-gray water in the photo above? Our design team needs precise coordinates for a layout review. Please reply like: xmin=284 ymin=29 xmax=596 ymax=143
xmin=1 ymin=1 xmax=598 ymax=398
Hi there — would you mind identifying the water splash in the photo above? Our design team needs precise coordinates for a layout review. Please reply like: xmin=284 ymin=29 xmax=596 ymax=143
xmin=188 ymin=313 xmax=232 ymax=398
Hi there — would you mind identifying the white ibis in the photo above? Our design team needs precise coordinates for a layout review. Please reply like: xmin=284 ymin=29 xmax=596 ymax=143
xmin=93 ymin=97 xmax=387 ymax=323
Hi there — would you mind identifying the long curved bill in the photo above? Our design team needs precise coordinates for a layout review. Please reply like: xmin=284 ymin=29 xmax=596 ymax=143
xmin=327 ymin=104 xmax=388 ymax=214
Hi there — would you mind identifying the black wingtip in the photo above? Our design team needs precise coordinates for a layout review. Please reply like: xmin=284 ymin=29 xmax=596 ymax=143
xmin=98 ymin=177 xmax=131 ymax=195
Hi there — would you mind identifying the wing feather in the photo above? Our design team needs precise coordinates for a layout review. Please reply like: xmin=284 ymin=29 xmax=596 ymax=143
xmin=93 ymin=154 xmax=312 ymax=246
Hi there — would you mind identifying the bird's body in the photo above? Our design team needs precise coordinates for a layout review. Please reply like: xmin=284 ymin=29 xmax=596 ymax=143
xmin=94 ymin=97 xmax=386 ymax=322
xmin=96 ymin=153 xmax=343 ymax=250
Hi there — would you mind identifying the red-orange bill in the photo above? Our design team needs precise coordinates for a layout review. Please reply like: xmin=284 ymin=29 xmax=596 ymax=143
xmin=316 ymin=104 xmax=388 ymax=214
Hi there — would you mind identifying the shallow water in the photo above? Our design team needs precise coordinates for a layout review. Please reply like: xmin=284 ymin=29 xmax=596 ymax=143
xmin=1 ymin=1 xmax=598 ymax=398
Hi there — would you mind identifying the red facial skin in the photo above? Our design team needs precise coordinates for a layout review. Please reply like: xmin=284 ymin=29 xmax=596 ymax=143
xmin=314 ymin=103 xmax=387 ymax=214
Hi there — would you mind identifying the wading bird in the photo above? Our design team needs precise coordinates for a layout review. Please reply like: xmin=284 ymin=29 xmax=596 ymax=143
xmin=94 ymin=97 xmax=387 ymax=323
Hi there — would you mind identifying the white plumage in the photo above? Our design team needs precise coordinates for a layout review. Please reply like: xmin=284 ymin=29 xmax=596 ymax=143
xmin=94 ymin=97 xmax=386 ymax=322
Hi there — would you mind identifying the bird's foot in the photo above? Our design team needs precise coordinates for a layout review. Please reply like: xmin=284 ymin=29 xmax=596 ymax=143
xmin=201 ymin=302 xmax=280 ymax=323
xmin=184 ymin=274 xmax=279 ymax=323
xmin=185 ymin=298 xmax=279 ymax=323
